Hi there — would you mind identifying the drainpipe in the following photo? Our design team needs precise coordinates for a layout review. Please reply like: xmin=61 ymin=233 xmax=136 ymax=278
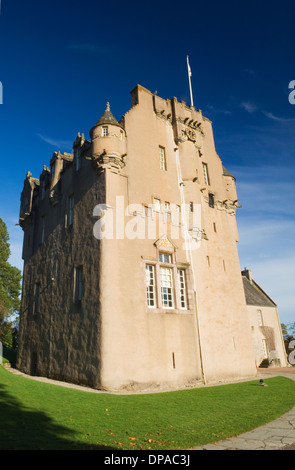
xmin=173 ymin=141 xmax=206 ymax=385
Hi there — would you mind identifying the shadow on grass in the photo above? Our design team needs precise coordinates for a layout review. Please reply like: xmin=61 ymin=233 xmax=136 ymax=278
xmin=0 ymin=384 xmax=115 ymax=450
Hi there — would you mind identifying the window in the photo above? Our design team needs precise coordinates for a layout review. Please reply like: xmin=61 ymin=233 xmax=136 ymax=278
xmin=213 ymin=222 xmax=217 ymax=233
xmin=164 ymin=201 xmax=170 ymax=211
xmin=163 ymin=202 xmax=171 ymax=223
xmin=75 ymin=147 xmax=81 ymax=171
xmin=262 ymin=339 xmax=268 ymax=358
xmin=51 ymin=164 xmax=55 ymax=180
xmin=41 ymin=180 xmax=46 ymax=200
xmin=177 ymin=269 xmax=187 ymax=309
xmin=145 ymin=250 xmax=188 ymax=310
xmin=208 ymin=193 xmax=214 ymax=208
xmin=41 ymin=216 xmax=45 ymax=243
xmin=159 ymin=146 xmax=166 ymax=171
xmin=153 ymin=197 xmax=161 ymax=212
xmin=75 ymin=266 xmax=83 ymax=302
xmin=257 ymin=309 xmax=263 ymax=326
xmin=159 ymin=253 xmax=171 ymax=263
xmin=160 ymin=266 xmax=174 ymax=308
xmin=34 ymin=283 xmax=40 ymax=314
xmin=68 ymin=194 xmax=74 ymax=226
xmin=190 ymin=202 xmax=194 ymax=212
xmin=102 ymin=126 xmax=109 ymax=137
xmin=120 ymin=130 xmax=124 ymax=141
xmin=202 ymin=162 xmax=210 ymax=185
xmin=146 ymin=265 xmax=156 ymax=307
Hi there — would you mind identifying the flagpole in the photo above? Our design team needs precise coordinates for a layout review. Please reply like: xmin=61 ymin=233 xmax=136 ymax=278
xmin=187 ymin=55 xmax=194 ymax=107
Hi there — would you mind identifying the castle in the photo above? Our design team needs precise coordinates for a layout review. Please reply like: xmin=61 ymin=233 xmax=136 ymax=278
xmin=17 ymin=85 xmax=287 ymax=391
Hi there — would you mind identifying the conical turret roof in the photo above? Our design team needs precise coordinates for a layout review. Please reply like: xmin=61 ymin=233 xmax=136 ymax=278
xmin=93 ymin=102 xmax=124 ymax=129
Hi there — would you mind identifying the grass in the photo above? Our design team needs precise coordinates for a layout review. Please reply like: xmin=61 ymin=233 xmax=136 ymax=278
xmin=0 ymin=367 xmax=295 ymax=450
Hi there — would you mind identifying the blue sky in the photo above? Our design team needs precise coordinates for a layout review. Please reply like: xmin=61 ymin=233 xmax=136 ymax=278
xmin=0 ymin=0 xmax=294 ymax=325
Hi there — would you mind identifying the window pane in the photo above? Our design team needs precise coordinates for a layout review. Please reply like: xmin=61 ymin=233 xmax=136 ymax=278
xmin=159 ymin=253 xmax=171 ymax=263
xmin=209 ymin=193 xmax=214 ymax=208
xmin=202 ymin=163 xmax=209 ymax=185
xmin=153 ymin=198 xmax=161 ymax=212
xmin=146 ymin=265 xmax=156 ymax=307
xmin=178 ymin=269 xmax=187 ymax=309
xmin=159 ymin=146 xmax=166 ymax=171
xmin=160 ymin=267 xmax=173 ymax=307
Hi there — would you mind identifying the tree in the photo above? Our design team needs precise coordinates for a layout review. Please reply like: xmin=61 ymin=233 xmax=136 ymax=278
xmin=0 ymin=218 xmax=22 ymax=347
xmin=287 ymin=322 xmax=295 ymax=337
xmin=281 ymin=323 xmax=288 ymax=339
xmin=281 ymin=323 xmax=295 ymax=357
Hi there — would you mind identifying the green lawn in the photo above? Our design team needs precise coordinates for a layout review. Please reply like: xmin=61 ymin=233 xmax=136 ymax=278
xmin=0 ymin=367 xmax=295 ymax=450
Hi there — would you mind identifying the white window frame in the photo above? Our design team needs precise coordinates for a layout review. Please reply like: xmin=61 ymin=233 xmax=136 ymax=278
xmin=146 ymin=264 xmax=156 ymax=308
xmin=160 ymin=266 xmax=174 ymax=309
xmin=159 ymin=253 xmax=172 ymax=263
xmin=153 ymin=197 xmax=161 ymax=212
xmin=202 ymin=162 xmax=210 ymax=185
xmin=145 ymin=250 xmax=189 ymax=311
xmin=178 ymin=269 xmax=187 ymax=310
xmin=159 ymin=146 xmax=166 ymax=171
xmin=102 ymin=126 xmax=109 ymax=137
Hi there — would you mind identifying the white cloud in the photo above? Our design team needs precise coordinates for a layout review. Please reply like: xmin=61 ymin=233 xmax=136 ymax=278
xmin=240 ymin=101 xmax=258 ymax=114
xmin=206 ymin=104 xmax=231 ymax=115
xmin=37 ymin=133 xmax=73 ymax=150
xmin=263 ymin=111 xmax=295 ymax=123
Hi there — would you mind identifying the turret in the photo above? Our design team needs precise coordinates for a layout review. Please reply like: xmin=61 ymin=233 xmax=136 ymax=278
xmin=90 ymin=102 xmax=127 ymax=174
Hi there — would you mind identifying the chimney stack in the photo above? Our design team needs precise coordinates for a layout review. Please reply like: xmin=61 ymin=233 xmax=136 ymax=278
xmin=242 ymin=268 xmax=253 ymax=282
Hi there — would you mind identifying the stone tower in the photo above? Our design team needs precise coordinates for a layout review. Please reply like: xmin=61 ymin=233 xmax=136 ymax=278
xmin=17 ymin=85 xmax=257 ymax=391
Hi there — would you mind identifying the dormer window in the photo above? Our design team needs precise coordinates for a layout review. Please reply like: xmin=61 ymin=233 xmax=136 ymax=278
xmin=102 ymin=126 xmax=109 ymax=137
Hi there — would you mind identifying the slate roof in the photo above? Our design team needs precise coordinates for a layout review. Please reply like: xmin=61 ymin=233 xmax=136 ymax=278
xmin=242 ymin=275 xmax=277 ymax=307
xmin=93 ymin=102 xmax=124 ymax=129
xmin=222 ymin=165 xmax=236 ymax=180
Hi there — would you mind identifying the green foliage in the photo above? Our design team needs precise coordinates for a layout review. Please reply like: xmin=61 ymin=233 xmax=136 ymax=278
xmin=0 ymin=322 xmax=13 ymax=348
xmin=2 ymin=346 xmax=17 ymax=364
xmin=0 ymin=218 xmax=22 ymax=344
xmin=281 ymin=323 xmax=295 ymax=353
xmin=0 ymin=369 xmax=295 ymax=450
